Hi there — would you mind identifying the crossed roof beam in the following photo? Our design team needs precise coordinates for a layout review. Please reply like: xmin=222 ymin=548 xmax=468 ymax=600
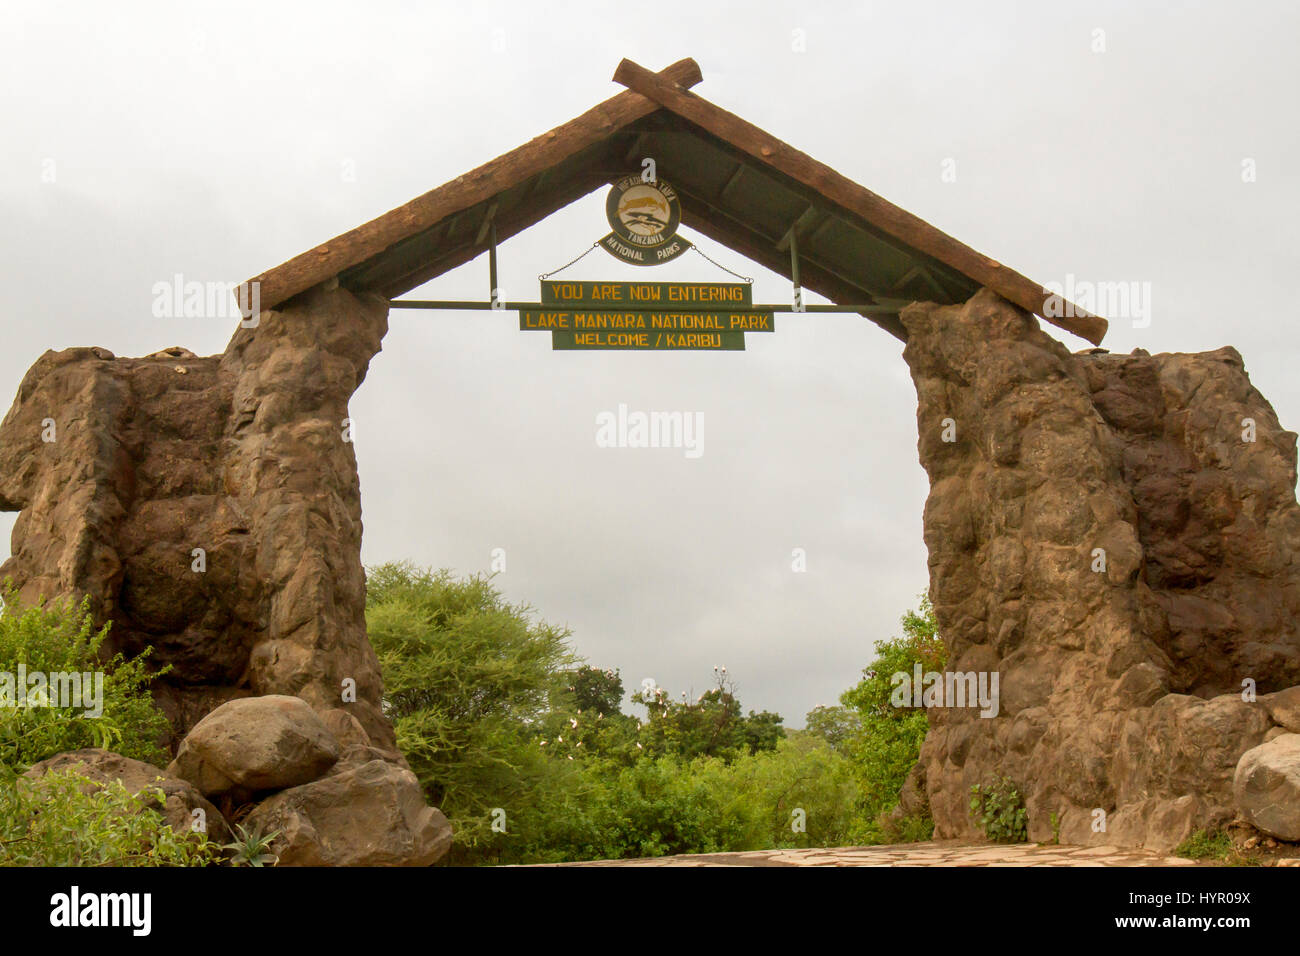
xmin=239 ymin=58 xmax=1107 ymax=346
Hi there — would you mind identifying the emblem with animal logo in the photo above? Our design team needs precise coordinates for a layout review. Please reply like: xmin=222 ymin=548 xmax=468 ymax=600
xmin=600 ymin=174 xmax=692 ymax=266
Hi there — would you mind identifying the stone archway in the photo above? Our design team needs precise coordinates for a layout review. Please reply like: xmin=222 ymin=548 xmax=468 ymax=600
xmin=4 ymin=59 xmax=1299 ymax=863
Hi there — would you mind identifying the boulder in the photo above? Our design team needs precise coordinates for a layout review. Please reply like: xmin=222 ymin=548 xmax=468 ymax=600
xmin=1263 ymin=686 xmax=1300 ymax=734
xmin=23 ymin=747 xmax=230 ymax=842
xmin=1233 ymin=734 xmax=1300 ymax=841
xmin=319 ymin=707 xmax=396 ymax=764
xmin=168 ymin=695 xmax=339 ymax=797
xmin=243 ymin=759 xmax=451 ymax=866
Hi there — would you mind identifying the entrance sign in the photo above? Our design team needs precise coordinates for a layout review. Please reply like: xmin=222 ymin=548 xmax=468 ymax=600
xmin=523 ymin=278 xmax=773 ymax=349
xmin=600 ymin=175 xmax=692 ymax=266
xmin=520 ymin=309 xmax=774 ymax=333
xmin=540 ymin=281 xmax=752 ymax=307
xmin=552 ymin=330 xmax=746 ymax=350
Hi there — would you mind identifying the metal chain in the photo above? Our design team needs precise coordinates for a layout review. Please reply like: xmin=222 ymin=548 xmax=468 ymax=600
xmin=690 ymin=243 xmax=754 ymax=283
xmin=539 ymin=241 xmax=601 ymax=280
xmin=540 ymin=238 xmax=754 ymax=283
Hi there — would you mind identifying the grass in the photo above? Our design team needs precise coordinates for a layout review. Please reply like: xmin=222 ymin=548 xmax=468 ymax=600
xmin=1173 ymin=829 xmax=1260 ymax=866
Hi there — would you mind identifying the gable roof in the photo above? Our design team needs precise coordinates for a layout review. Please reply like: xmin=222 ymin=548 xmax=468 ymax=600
xmin=240 ymin=58 xmax=1107 ymax=345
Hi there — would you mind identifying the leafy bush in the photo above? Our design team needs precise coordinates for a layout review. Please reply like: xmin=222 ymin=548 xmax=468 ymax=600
xmin=500 ymin=736 xmax=859 ymax=863
xmin=368 ymin=563 xmax=861 ymax=864
xmin=969 ymin=777 xmax=1028 ymax=843
xmin=803 ymin=705 xmax=861 ymax=753
xmin=365 ymin=562 xmax=578 ymax=856
xmin=0 ymin=587 xmax=172 ymax=774
xmin=0 ymin=770 xmax=216 ymax=866
xmin=836 ymin=595 xmax=945 ymax=843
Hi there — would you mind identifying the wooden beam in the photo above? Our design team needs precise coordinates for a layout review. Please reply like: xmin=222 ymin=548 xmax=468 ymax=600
xmin=776 ymin=205 xmax=820 ymax=253
xmin=525 ymin=169 xmax=550 ymax=199
xmin=659 ymin=122 xmax=980 ymax=302
xmin=374 ymin=166 xmax=614 ymax=299
xmin=612 ymin=57 xmax=1107 ymax=345
xmin=340 ymin=218 xmax=455 ymax=291
xmin=892 ymin=264 xmax=948 ymax=300
xmin=674 ymin=181 xmax=908 ymax=307
xmin=718 ymin=163 xmax=746 ymax=203
xmin=474 ymin=202 xmax=499 ymax=245
xmin=807 ymin=216 xmax=833 ymax=245
xmin=240 ymin=58 xmax=703 ymax=311
xmin=623 ymin=131 xmax=650 ymax=166
xmin=675 ymin=188 xmax=908 ymax=342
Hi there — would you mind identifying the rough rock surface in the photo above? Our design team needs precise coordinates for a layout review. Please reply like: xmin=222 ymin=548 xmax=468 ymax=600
xmin=899 ymin=289 xmax=1300 ymax=850
xmin=23 ymin=747 xmax=230 ymax=842
xmin=1234 ymin=734 xmax=1300 ymax=841
xmin=243 ymin=759 xmax=452 ymax=867
xmin=0 ymin=285 xmax=449 ymax=864
xmin=168 ymin=694 xmax=339 ymax=797
xmin=1263 ymin=686 xmax=1300 ymax=734
xmin=0 ymin=286 xmax=395 ymax=754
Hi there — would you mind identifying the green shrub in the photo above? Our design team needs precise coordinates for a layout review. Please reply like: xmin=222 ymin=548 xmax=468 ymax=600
xmin=803 ymin=705 xmax=861 ymax=753
xmin=0 ymin=770 xmax=216 ymax=866
xmin=0 ymin=587 xmax=172 ymax=774
xmin=875 ymin=811 xmax=935 ymax=844
xmin=837 ymin=595 xmax=944 ymax=843
xmin=365 ymin=562 xmax=578 ymax=856
xmin=367 ymin=563 xmax=883 ymax=864
xmin=969 ymin=777 xmax=1028 ymax=843
xmin=501 ymin=736 xmax=859 ymax=863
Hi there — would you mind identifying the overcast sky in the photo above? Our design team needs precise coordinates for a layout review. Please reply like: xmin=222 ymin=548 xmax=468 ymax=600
xmin=2 ymin=1 xmax=1298 ymax=725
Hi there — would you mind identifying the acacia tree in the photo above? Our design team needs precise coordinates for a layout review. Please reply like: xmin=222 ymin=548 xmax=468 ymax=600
xmin=365 ymin=562 xmax=580 ymax=855
xmin=537 ymin=666 xmax=640 ymax=765
xmin=632 ymin=670 xmax=785 ymax=761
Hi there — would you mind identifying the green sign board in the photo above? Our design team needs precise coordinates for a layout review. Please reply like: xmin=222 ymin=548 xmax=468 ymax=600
xmin=541 ymin=280 xmax=752 ymax=308
xmin=551 ymin=330 xmax=747 ymax=350
xmin=524 ymin=280 xmax=769 ymax=351
xmin=520 ymin=310 xmax=773 ymax=333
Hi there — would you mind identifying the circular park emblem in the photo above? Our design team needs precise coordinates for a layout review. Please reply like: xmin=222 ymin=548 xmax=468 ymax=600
xmin=600 ymin=175 xmax=691 ymax=266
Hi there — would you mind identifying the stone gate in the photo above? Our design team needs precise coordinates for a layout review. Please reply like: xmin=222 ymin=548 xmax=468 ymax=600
xmin=3 ymin=58 xmax=1298 ymax=861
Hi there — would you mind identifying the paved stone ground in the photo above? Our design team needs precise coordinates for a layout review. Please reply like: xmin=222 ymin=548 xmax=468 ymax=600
xmin=539 ymin=841 xmax=1201 ymax=866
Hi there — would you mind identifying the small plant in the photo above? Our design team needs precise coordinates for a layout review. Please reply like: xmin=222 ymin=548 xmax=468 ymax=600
xmin=1048 ymin=810 xmax=1061 ymax=845
xmin=0 ymin=771 xmax=217 ymax=866
xmin=1172 ymin=828 xmax=1263 ymax=866
xmin=969 ymin=777 xmax=1028 ymax=844
xmin=1174 ymin=829 xmax=1232 ymax=860
xmin=0 ymin=587 xmax=172 ymax=773
xmin=222 ymin=823 xmax=280 ymax=867
xmin=879 ymin=811 xmax=935 ymax=844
